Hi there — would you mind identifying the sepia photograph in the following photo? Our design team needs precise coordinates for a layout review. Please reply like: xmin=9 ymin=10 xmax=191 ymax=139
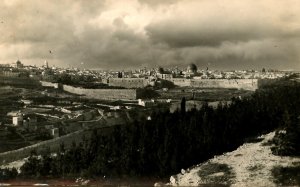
xmin=0 ymin=0 xmax=300 ymax=186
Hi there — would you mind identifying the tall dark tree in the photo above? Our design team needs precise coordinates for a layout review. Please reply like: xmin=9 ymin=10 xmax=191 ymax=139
xmin=181 ymin=97 xmax=186 ymax=115
xmin=20 ymin=150 xmax=40 ymax=177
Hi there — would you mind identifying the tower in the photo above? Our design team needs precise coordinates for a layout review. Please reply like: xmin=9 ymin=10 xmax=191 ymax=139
xmin=44 ymin=60 xmax=49 ymax=68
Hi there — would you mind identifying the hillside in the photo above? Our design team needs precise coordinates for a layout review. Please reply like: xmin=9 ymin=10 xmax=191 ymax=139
xmin=168 ymin=131 xmax=300 ymax=186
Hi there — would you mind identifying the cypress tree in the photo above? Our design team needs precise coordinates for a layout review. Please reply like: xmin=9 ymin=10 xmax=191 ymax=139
xmin=181 ymin=97 xmax=186 ymax=115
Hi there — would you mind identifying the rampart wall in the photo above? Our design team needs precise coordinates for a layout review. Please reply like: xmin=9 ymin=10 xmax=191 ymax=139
xmin=168 ymin=78 xmax=258 ymax=91
xmin=191 ymin=79 xmax=258 ymax=91
xmin=63 ymin=85 xmax=137 ymax=100
xmin=0 ymin=71 xmax=20 ymax=77
xmin=108 ymin=78 xmax=148 ymax=88
xmin=169 ymin=78 xmax=191 ymax=87
xmin=0 ymin=76 xmax=40 ymax=88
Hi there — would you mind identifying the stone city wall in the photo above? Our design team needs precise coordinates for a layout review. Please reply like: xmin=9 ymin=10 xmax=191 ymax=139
xmin=168 ymin=78 xmax=258 ymax=91
xmin=108 ymin=78 xmax=149 ymax=88
xmin=63 ymin=85 xmax=137 ymax=100
xmin=191 ymin=79 xmax=258 ymax=91
xmin=168 ymin=78 xmax=191 ymax=87
xmin=0 ymin=71 xmax=20 ymax=77
xmin=0 ymin=76 xmax=40 ymax=88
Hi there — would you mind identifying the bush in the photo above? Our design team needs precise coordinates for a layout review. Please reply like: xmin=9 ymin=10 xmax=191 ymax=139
xmin=0 ymin=168 xmax=18 ymax=180
xmin=198 ymin=163 xmax=235 ymax=185
xmin=272 ymin=164 xmax=300 ymax=186
xmin=271 ymin=113 xmax=300 ymax=156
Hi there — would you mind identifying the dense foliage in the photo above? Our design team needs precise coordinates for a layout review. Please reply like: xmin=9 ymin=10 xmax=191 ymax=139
xmin=154 ymin=79 xmax=176 ymax=89
xmin=136 ymin=88 xmax=160 ymax=99
xmin=20 ymin=80 xmax=300 ymax=179
xmin=0 ymin=168 xmax=18 ymax=180
xmin=271 ymin=164 xmax=300 ymax=186
xmin=271 ymin=111 xmax=300 ymax=156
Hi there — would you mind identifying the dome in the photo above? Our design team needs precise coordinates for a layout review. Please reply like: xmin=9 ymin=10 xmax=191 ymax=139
xmin=187 ymin=63 xmax=197 ymax=73
xmin=158 ymin=67 xmax=164 ymax=74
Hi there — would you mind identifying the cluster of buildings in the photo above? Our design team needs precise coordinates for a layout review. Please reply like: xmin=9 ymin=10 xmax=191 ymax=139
xmin=0 ymin=60 xmax=102 ymax=81
xmin=8 ymin=110 xmax=59 ymax=138
xmin=4 ymin=96 xmax=143 ymax=139
xmin=0 ymin=60 xmax=289 ymax=86
xmin=0 ymin=59 xmax=293 ymax=105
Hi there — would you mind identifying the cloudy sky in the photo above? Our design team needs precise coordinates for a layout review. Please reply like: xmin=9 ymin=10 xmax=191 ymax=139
xmin=0 ymin=0 xmax=299 ymax=70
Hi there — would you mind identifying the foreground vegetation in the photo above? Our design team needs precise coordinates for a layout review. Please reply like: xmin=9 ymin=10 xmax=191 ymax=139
xmin=270 ymin=112 xmax=300 ymax=156
xmin=2 ymin=77 xmax=300 ymax=180
xmin=272 ymin=163 xmax=300 ymax=186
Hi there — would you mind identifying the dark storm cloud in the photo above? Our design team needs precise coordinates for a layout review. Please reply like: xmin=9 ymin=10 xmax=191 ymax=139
xmin=171 ymin=39 xmax=300 ymax=70
xmin=0 ymin=0 xmax=299 ymax=70
xmin=145 ymin=9 xmax=300 ymax=48
xmin=142 ymin=0 xmax=300 ymax=69
xmin=49 ymin=22 xmax=156 ymax=69
xmin=146 ymin=21 xmax=275 ymax=47
xmin=0 ymin=0 xmax=91 ymax=44
xmin=0 ymin=0 xmax=162 ymax=69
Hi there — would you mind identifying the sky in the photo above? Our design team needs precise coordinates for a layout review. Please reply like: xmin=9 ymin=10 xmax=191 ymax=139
xmin=0 ymin=0 xmax=300 ymax=70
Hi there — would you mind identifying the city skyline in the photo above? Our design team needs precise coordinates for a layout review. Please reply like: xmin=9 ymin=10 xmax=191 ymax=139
xmin=0 ymin=0 xmax=300 ymax=70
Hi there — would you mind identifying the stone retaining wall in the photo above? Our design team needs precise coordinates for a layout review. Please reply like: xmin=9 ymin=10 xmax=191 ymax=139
xmin=62 ymin=85 xmax=137 ymax=100
xmin=168 ymin=78 xmax=258 ymax=91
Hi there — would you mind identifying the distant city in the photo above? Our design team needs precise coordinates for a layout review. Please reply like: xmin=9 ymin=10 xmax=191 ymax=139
xmin=0 ymin=59 xmax=290 ymax=84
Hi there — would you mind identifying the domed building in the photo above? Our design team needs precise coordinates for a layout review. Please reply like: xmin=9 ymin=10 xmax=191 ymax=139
xmin=187 ymin=63 xmax=198 ymax=73
xmin=155 ymin=67 xmax=164 ymax=74
xmin=11 ymin=60 xmax=23 ymax=68
xmin=155 ymin=66 xmax=173 ymax=79
xmin=184 ymin=63 xmax=198 ymax=78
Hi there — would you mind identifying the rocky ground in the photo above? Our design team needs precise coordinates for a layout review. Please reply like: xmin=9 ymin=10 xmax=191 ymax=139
xmin=168 ymin=131 xmax=300 ymax=187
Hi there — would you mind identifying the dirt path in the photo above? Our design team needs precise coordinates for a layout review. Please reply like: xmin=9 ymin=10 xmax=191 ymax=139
xmin=169 ymin=131 xmax=300 ymax=186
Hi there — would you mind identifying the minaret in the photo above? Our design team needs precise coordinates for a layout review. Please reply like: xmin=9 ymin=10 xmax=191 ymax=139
xmin=44 ymin=60 xmax=49 ymax=68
